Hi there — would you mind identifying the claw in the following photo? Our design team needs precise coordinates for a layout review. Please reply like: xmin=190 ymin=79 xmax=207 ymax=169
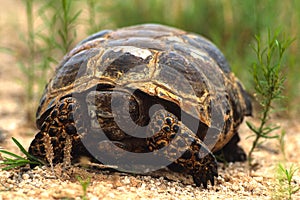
xmin=202 ymin=181 xmax=208 ymax=189
xmin=193 ymin=170 xmax=217 ymax=188
xmin=209 ymin=176 xmax=215 ymax=186
xmin=193 ymin=176 xmax=203 ymax=188
xmin=190 ymin=153 xmax=218 ymax=188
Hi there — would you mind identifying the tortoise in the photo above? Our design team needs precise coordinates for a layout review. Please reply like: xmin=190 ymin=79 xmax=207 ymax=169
xmin=28 ymin=24 xmax=251 ymax=188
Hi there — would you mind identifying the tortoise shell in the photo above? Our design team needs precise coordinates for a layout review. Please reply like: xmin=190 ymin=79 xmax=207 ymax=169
xmin=29 ymin=24 xmax=251 ymax=188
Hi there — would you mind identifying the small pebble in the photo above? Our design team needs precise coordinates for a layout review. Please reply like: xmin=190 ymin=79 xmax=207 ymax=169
xmin=22 ymin=173 xmax=30 ymax=180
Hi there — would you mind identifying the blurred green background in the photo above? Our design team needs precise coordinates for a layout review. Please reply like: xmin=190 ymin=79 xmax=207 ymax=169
xmin=1 ymin=0 xmax=299 ymax=122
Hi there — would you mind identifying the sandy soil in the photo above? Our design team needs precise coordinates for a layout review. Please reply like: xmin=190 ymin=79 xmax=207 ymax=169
xmin=0 ymin=1 xmax=299 ymax=199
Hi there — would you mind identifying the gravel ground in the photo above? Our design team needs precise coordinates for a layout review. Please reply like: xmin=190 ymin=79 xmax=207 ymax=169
xmin=0 ymin=120 xmax=300 ymax=200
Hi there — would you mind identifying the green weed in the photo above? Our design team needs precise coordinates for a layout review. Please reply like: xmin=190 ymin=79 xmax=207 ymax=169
xmin=49 ymin=0 xmax=81 ymax=54
xmin=273 ymin=164 xmax=300 ymax=200
xmin=18 ymin=0 xmax=38 ymax=122
xmin=76 ymin=175 xmax=91 ymax=200
xmin=277 ymin=130 xmax=287 ymax=161
xmin=0 ymin=137 xmax=44 ymax=170
xmin=1 ymin=0 xmax=81 ymax=123
xmin=86 ymin=0 xmax=106 ymax=35
xmin=246 ymin=30 xmax=293 ymax=167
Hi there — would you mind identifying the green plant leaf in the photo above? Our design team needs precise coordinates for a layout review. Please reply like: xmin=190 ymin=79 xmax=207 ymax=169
xmin=0 ymin=138 xmax=44 ymax=170
xmin=0 ymin=150 xmax=24 ymax=160
xmin=247 ymin=30 xmax=293 ymax=167
xmin=11 ymin=137 xmax=43 ymax=163
xmin=246 ymin=121 xmax=259 ymax=134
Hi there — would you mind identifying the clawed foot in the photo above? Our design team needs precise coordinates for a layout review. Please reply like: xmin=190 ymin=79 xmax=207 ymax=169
xmin=147 ymin=110 xmax=218 ymax=188
xmin=190 ymin=148 xmax=218 ymax=188
xmin=170 ymin=137 xmax=218 ymax=188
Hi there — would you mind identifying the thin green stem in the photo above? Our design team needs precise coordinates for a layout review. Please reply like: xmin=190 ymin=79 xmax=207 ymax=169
xmin=62 ymin=0 xmax=70 ymax=53
xmin=25 ymin=0 xmax=36 ymax=121
xmin=87 ymin=0 xmax=97 ymax=34
xmin=247 ymin=30 xmax=292 ymax=167
xmin=248 ymin=95 xmax=272 ymax=164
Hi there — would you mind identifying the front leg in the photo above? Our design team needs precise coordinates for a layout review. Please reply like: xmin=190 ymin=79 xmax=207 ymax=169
xmin=146 ymin=110 xmax=218 ymax=188
xmin=28 ymin=97 xmax=81 ymax=169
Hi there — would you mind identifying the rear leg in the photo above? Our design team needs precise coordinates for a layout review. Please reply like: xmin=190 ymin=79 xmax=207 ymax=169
xmin=214 ymin=132 xmax=246 ymax=162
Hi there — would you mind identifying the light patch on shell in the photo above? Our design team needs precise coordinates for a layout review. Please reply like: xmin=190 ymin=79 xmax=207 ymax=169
xmin=189 ymin=48 xmax=211 ymax=62
xmin=165 ymin=36 xmax=184 ymax=43
xmin=112 ymin=46 xmax=152 ymax=59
